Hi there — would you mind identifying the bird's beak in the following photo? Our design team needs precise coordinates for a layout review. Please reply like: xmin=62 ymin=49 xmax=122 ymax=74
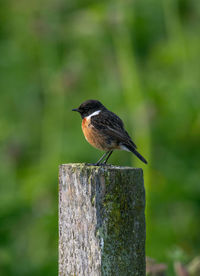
xmin=72 ymin=108 xmax=79 ymax=112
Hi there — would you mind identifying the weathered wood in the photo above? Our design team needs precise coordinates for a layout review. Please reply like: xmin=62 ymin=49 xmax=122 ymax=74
xmin=59 ymin=163 xmax=146 ymax=276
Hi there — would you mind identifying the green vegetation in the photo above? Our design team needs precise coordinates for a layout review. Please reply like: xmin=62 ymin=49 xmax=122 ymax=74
xmin=0 ymin=0 xmax=200 ymax=275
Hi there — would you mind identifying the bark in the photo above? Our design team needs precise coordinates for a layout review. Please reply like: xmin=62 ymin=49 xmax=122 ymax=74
xmin=59 ymin=163 xmax=146 ymax=276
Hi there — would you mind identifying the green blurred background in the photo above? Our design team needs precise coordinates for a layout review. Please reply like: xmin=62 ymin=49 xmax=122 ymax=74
xmin=0 ymin=0 xmax=200 ymax=275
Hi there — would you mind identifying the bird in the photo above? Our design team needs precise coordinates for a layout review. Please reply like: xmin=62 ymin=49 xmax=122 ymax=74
xmin=72 ymin=100 xmax=147 ymax=165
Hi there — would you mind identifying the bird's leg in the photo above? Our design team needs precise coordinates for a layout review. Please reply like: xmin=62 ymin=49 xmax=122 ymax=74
xmin=103 ymin=151 xmax=113 ymax=164
xmin=94 ymin=151 xmax=110 ymax=165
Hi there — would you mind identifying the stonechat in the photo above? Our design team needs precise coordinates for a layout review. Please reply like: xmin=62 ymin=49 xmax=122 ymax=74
xmin=72 ymin=100 xmax=147 ymax=165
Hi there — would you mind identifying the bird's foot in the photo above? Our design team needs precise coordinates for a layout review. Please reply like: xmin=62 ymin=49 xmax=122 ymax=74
xmin=86 ymin=162 xmax=101 ymax=166
xmin=85 ymin=162 xmax=108 ymax=166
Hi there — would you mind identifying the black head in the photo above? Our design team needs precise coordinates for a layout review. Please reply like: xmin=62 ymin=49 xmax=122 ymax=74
xmin=72 ymin=100 xmax=106 ymax=118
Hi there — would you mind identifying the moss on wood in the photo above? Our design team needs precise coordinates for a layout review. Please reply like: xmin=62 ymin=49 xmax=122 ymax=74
xmin=59 ymin=163 xmax=145 ymax=276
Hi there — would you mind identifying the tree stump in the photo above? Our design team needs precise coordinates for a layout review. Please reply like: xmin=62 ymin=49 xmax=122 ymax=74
xmin=59 ymin=163 xmax=146 ymax=276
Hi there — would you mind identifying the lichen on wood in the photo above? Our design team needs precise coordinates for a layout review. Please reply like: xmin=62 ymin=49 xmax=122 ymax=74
xmin=59 ymin=163 xmax=145 ymax=276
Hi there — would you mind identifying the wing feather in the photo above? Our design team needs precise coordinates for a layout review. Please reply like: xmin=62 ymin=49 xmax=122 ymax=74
xmin=91 ymin=110 xmax=137 ymax=148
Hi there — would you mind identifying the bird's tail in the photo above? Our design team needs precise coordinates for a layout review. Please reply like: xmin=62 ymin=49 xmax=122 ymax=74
xmin=123 ymin=144 xmax=148 ymax=164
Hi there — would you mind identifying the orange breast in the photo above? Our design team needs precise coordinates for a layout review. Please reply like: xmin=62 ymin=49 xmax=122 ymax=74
xmin=82 ymin=118 xmax=114 ymax=151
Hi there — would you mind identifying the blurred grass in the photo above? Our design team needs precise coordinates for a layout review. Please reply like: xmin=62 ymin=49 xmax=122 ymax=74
xmin=0 ymin=0 xmax=200 ymax=275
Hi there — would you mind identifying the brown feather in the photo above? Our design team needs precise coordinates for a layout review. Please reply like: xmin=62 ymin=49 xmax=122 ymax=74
xmin=82 ymin=117 xmax=118 ymax=151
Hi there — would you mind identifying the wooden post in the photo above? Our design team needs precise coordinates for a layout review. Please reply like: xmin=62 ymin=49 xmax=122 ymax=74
xmin=59 ymin=163 xmax=146 ymax=276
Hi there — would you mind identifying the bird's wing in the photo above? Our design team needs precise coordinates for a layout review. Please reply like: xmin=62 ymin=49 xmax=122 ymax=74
xmin=91 ymin=110 xmax=137 ymax=148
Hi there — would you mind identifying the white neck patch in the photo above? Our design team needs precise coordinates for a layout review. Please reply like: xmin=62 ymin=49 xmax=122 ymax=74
xmin=86 ymin=110 xmax=101 ymax=120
